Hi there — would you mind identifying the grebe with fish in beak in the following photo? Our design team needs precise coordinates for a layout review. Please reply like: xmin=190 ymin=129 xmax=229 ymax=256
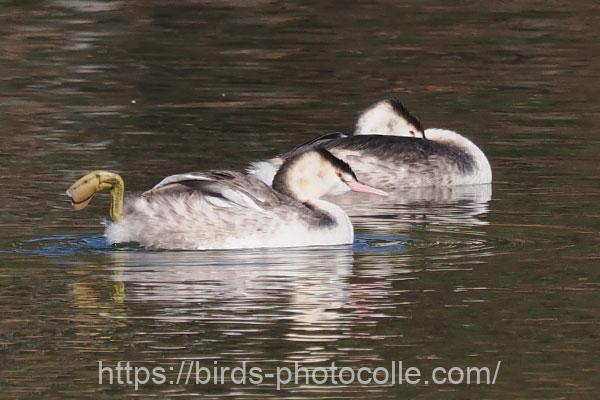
xmin=66 ymin=148 xmax=386 ymax=250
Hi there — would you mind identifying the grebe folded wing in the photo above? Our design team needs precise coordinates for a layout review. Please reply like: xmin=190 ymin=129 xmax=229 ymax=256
xmin=143 ymin=171 xmax=277 ymax=210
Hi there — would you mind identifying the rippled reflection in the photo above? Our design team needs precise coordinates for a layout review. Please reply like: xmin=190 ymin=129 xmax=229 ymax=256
xmin=332 ymin=184 xmax=492 ymax=230
xmin=109 ymin=248 xmax=353 ymax=327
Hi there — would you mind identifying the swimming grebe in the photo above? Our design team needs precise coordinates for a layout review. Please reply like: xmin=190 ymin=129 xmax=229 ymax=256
xmin=247 ymin=98 xmax=492 ymax=190
xmin=66 ymin=148 xmax=386 ymax=250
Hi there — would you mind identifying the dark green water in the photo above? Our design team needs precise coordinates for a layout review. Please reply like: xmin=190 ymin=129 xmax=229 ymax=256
xmin=1 ymin=1 xmax=599 ymax=399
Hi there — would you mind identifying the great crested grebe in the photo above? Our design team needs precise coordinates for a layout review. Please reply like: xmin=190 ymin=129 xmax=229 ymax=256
xmin=66 ymin=148 xmax=386 ymax=250
xmin=247 ymin=98 xmax=492 ymax=190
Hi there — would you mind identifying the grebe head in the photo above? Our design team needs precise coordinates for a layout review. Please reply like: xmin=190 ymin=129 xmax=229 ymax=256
xmin=272 ymin=148 xmax=387 ymax=202
xmin=354 ymin=97 xmax=425 ymax=138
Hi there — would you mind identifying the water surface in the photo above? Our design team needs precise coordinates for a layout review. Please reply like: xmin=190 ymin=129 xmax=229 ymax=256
xmin=1 ymin=1 xmax=599 ymax=398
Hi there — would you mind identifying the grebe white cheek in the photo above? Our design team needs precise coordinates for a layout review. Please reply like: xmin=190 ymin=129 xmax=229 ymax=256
xmin=353 ymin=97 xmax=426 ymax=138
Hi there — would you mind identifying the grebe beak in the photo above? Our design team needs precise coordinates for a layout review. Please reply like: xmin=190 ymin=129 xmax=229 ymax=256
xmin=347 ymin=180 xmax=388 ymax=196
